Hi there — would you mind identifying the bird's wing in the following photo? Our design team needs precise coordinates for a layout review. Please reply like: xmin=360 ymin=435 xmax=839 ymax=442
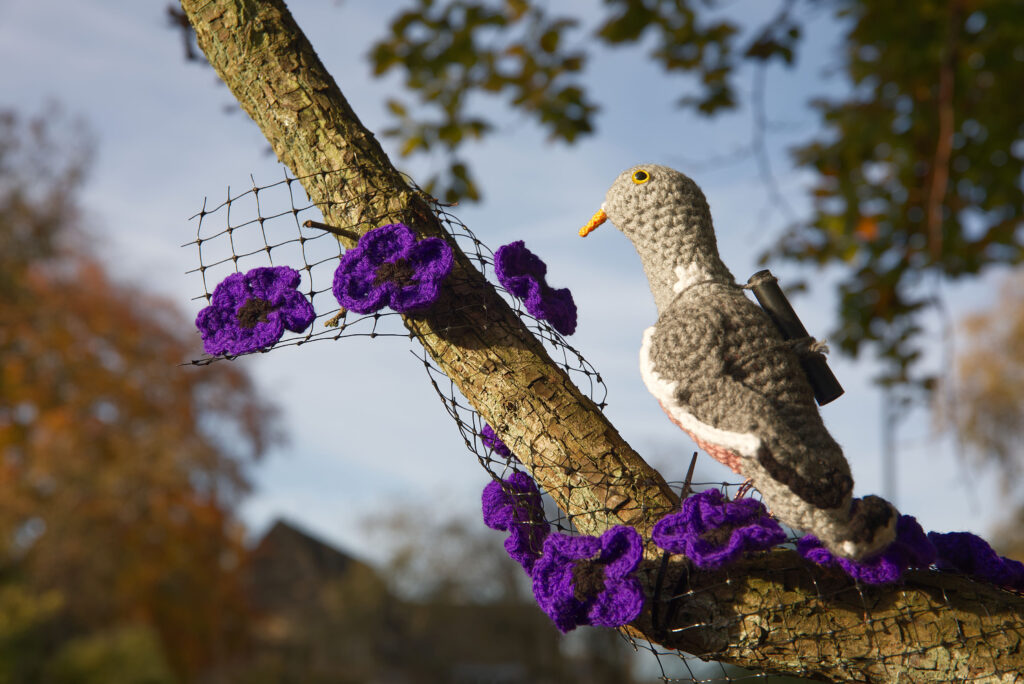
xmin=641 ymin=306 xmax=780 ymax=460
xmin=647 ymin=303 xmax=857 ymax=512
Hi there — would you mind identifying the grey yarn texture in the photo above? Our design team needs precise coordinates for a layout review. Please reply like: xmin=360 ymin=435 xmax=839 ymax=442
xmin=600 ymin=164 xmax=898 ymax=560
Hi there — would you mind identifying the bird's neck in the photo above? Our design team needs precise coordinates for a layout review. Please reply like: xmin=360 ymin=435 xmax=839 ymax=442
xmin=635 ymin=234 xmax=735 ymax=314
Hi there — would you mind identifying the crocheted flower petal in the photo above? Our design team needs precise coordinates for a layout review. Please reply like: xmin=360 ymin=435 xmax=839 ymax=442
xmin=481 ymin=480 xmax=514 ymax=532
xmin=517 ymin=280 xmax=547 ymax=320
xmin=494 ymin=240 xmax=547 ymax=285
xmin=244 ymin=318 xmax=287 ymax=352
xmin=274 ymin=288 xmax=316 ymax=333
xmin=196 ymin=304 xmax=238 ymax=356
xmin=928 ymin=531 xmax=1024 ymax=588
xmin=245 ymin=266 xmax=301 ymax=300
xmin=723 ymin=496 xmax=772 ymax=524
xmin=330 ymin=224 xmax=420 ymax=313
xmin=836 ymin=554 xmax=903 ymax=584
xmin=212 ymin=318 xmax=284 ymax=356
xmin=494 ymin=242 xmax=551 ymax=319
xmin=588 ymin=577 xmax=644 ymax=628
xmin=505 ymin=522 xmax=550 ymax=574
xmin=480 ymin=424 xmax=512 ymax=457
xmin=678 ymin=492 xmax=784 ymax=569
xmin=653 ymin=490 xmax=737 ymax=559
xmin=547 ymin=531 xmax=602 ymax=563
xmin=803 ymin=518 xmax=929 ymax=585
xmin=407 ymin=236 xmax=454 ymax=282
xmin=208 ymin=271 xmax=250 ymax=311
xmin=1003 ymin=558 xmax=1024 ymax=590
xmin=197 ymin=269 xmax=291 ymax=356
xmin=481 ymin=471 xmax=547 ymax=547
xmin=536 ymin=286 xmax=577 ymax=336
xmin=391 ymin=279 xmax=441 ymax=313
xmin=358 ymin=223 xmax=416 ymax=262
xmin=729 ymin=518 xmax=787 ymax=553
xmin=332 ymin=250 xmax=392 ymax=314
xmin=693 ymin=489 xmax=750 ymax=529
xmin=386 ymin=237 xmax=454 ymax=312
xmin=797 ymin=535 xmax=838 ymax=566
xmin=532 ymin=533 xmax=589 ymax=633
xmin=687 ymin=537 xmax=745 ymax=569
xmin=599 ymin=526 xmax=643 ymax=579
xmin=651 ymin=511 xmax=690 ymax=555
xmin=888 ymin=515 xmax=935 ymax=568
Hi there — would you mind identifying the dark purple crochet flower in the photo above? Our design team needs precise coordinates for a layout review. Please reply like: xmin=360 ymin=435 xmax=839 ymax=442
xmin=482 ymin=472 xmax=550 ymax=573
xmin=494 ymin=241 xmax=577 ymax=336
xmin=531 ymin=526 xmax=644 ymax=633
xmin=196 ymin=266 xmax=315 ymax=356
xmin=651 ymin=489 xmax=786 ymax=569
xmin=332 ymin=223 xmax=453 ymax=314
xmin=798 ymin=514 xmax=935 ymax=585
xmin=480 ymin=424 xmax=513 ymax=458
xmin=928 ymin=531 xmax=1024 ymax=591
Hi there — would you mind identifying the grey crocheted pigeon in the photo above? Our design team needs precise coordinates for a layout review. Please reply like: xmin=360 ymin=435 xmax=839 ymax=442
xmin=581 ymin=164 xmax=898 ymax=560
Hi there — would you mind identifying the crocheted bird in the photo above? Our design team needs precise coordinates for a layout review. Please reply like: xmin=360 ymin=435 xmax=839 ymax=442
xmin=581 ymin=164 xmax=897 ymax=560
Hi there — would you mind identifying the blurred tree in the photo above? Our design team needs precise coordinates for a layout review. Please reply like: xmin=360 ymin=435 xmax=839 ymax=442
xmin=45 ymin=625 xmax=176 ymax=684
xmin=937 ymin=268 xmax=1024 ymax=567
xmin=369 ymin=505 xmax=530 ymax=604
xmin=941 ymin=269 xmax=1024 ymax=488
xmin=370 ymin=505 xmax=637 ymax=683
xmin=0 ymin=108 xmax=281 ymax=680
xmin=771 ymin=0 xmax=1024 ymax=387
xmin=0 ymin=582 xmax=63 ymax=684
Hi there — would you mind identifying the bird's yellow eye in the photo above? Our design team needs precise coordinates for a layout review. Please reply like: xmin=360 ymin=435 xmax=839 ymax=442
xmin=632 ymin=169 xmax=650 ymax=184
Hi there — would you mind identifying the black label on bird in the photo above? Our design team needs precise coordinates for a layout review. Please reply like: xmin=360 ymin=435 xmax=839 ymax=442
xmin=746 ymin=270 xmax=844 ymax=406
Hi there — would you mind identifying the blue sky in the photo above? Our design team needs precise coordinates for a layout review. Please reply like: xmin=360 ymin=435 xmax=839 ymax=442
xmin=0 ymin=1 xmax=1010 ymax=564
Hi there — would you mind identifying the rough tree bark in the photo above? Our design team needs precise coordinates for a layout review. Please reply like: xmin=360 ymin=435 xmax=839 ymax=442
xmin=181 ymin=1 xmax=1024 ymax=680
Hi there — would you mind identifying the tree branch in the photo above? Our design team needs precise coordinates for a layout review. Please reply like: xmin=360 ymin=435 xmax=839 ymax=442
xmin=180 ymin=1 xmax=1024 ymax=679
xmin=180 ymin=0 xmax=677 ymax=539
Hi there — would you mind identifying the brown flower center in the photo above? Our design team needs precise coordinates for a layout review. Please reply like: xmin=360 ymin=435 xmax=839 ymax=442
xmin=374 ymin=258 xmax=416 ymax=287
xmin=699 ymin=525 xmax=735 ymax=548
xmin=236 ymin=297 xmax=274 ymax=329
xmin=571 ymin=559 xmax=608 ymax=602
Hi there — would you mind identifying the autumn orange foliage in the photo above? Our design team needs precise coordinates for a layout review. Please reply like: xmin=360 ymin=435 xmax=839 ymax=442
xmin=0 ymin=108 xmax=278 ymax=678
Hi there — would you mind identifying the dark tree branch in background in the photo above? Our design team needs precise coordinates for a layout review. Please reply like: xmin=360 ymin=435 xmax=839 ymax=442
xmin=926 ymin=0 xmax=961 ymax=261
xmin=180 ymin=1 xmax=1024 ymax=680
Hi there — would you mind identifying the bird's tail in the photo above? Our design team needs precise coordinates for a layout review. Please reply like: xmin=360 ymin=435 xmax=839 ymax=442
xmin=834 ymin=495 xmax=900 ymax=560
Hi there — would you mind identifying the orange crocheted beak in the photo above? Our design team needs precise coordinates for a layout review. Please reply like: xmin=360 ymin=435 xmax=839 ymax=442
xmin=579 ymin=208 xmax=608 ymax=237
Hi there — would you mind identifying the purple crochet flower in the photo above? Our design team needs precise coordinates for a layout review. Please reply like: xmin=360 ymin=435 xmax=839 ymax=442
xmin=480 ymin=424 xmax=513 ymax=458
xmin=195 ymin=266 xmax=316 ymax=356
xmin=651 ymin=489 xmax=786 ymax=569
xmin=482 ymin=472 xmax=550 ymax=573
xmin=928 ymin=531 xmax=1024 ymax=591
xmin=494 ymin=241 xmax=577 ymax=336
xmin=798 ymin=514 xmax=935 ymax=585
xmin=532 ymin=526 xmax=644 ymax=633
xmin=332 ymin=223 xmax=453 ymax=314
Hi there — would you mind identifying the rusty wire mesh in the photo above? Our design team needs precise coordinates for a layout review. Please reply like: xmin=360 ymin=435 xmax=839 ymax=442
xmin=183 ymin=168 xmax=1020 ymax=683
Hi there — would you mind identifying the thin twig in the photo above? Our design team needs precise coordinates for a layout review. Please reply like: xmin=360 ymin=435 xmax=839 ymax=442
xmin=303 ymin=219 xmax=361 ymax=241
xmin=680 ymin=452 xmax=699 ymax=501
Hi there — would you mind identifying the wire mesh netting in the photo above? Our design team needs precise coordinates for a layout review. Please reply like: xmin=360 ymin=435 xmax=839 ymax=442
xmin=184 ymin=168 xmax=1023 ymax=683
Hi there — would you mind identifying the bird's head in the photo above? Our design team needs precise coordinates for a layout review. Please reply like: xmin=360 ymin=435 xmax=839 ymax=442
xmin=579 ymin=164 xmax=710 ymax=244
xmin=579 ymin=165 xmax=731 ymax=312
